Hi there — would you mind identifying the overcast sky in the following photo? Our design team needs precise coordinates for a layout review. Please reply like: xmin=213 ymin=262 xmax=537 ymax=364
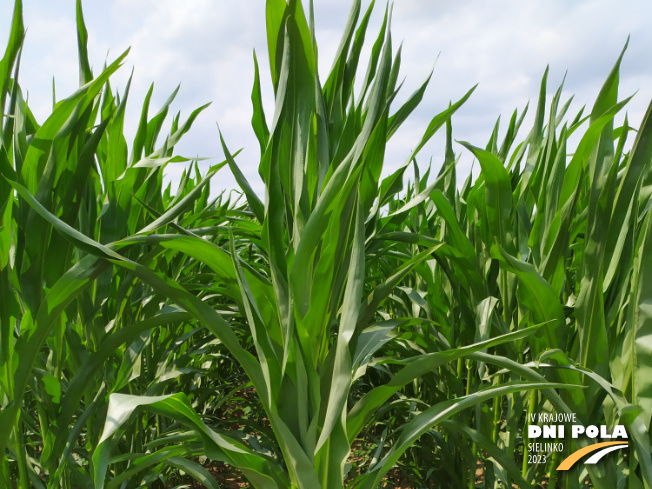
xmin=2 ymin=0 xmax=651 ymax=195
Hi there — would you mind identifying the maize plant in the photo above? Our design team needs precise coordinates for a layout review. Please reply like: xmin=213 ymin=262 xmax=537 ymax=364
xmin=1 ymin=0 xmax=651 ymax=488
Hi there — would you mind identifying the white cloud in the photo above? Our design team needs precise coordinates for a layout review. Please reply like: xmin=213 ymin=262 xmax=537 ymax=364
xmin=1 ymin=0 xmax=651 ymax=195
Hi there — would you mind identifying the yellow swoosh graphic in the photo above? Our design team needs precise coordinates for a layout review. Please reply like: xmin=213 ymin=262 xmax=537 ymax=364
xmin=557 ymin=441 xmax=628 ymax=471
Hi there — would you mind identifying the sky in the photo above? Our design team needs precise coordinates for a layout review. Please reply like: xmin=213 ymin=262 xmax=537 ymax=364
xmin=2 ymin=0 xmax=651 ymax=196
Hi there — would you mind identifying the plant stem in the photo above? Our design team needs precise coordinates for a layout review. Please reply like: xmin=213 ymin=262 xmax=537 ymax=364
xmin=521 ymin=389 xmax=537 ymax=480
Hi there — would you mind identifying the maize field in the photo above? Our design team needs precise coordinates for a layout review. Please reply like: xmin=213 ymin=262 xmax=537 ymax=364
xmin=1 ymin=0 xmax=651 ymax=488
